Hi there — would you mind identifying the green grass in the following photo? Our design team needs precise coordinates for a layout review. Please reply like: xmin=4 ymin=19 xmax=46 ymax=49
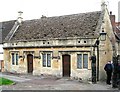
xmin=0 ymin=77 xmax=14 ymax=85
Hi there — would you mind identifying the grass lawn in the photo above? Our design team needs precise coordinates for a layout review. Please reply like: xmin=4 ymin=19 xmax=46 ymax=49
xmin=0 ymin=77 xmax=14 ymax=85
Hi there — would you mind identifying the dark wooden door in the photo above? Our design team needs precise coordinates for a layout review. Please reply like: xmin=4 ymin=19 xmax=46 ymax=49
xmin=62 ymin=55 xmax=71 ymax=77
xmin=0 ymin=60 xmax=4 ymax=72
xmin=27 ymin=54 xmax=33 ymax=73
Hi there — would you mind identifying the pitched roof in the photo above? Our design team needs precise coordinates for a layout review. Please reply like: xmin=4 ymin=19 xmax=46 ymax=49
xmin=115 ymin=26 xmax=120 ymax=41
xmin=9 ymin=11 xmax=102 ymax=42
xmin=0 ymin=20 xmax=16 ymax=43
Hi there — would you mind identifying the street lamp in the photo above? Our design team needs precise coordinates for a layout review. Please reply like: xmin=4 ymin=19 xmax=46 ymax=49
xmin=91 ymin=32 xmax=106 ymax=83
xmin=99 ymin=32 xmax=107 ymax=41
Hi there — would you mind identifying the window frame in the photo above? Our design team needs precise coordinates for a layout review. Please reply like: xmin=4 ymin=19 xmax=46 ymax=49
xmin=83 ymin=54 xmax=88 ymax=69
xmin=77 ymin=54 xmax=82 ymax=69
xmin=77 ymin=52 xmax=89 ymax=69
xmin=12 ymin=53 xmax=15 ymax=65
xmin=11 ymin=52 xmax=19 ymax=65
xmin=47 ymin=53 xmax=51 ymax=67
xmin=42 ymin=52 xmax=51 ymax=67
xmin=42 ymin=53 xmax=46 ymax=67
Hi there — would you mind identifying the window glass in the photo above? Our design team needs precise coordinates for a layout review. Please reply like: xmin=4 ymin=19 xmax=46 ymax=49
xmin=12 ymin=53 xmax=14 ymax=65
xmin=42 ymin=53 xmax=51 ymax=67
xmin=42 ymin=54 xmax=46 ymax=67
xmin=83 ymin=54 xmax=88 ymax=68
xmin=47 ymin=54 xmax=51 ymax=67
xmin=77 ymin=54 xmax=82 ymax=69
xmin=16 ymin=54 xmax=19 ymax=65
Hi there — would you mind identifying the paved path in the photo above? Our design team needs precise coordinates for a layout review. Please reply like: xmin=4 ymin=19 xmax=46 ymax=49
xmin=0 ymin=72 xmax=119 ymax=91
xmin=0 ymin=73 xmax=31 ymax=82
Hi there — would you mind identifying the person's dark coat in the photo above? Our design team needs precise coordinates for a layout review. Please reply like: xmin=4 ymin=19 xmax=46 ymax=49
xmin=104 ymin=63 xmax=113 ymax=72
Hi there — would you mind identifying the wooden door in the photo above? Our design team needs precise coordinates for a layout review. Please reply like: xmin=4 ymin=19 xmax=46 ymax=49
xmin=27 ymin=54 xmax=33 ymax=73
xmin=62 ymin=55 xmax=71 ymax=77
xmin=0 ymin=60 xmax=4 ymax=72
xmin=1 ymin=60 xmax=4 ymax=72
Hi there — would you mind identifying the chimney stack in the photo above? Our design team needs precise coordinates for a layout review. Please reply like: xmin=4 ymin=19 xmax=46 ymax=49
xmin=110 ymin=11 xmax=112 ymax=15
xmin=41 ymin=15 xmax=47 ymax=19
xmin=109 ymin=11 xmax=116 ymax=32
xmin=17 ymin=11 xmax=23 ymax=24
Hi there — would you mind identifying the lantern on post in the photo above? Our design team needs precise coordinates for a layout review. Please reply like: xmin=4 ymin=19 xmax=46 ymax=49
xmin=99 ymin=32 xmax=107 ymax=41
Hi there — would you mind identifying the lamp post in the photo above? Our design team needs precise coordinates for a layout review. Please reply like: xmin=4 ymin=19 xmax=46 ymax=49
xmin=91 ymin=32 xmax=106 ymax=84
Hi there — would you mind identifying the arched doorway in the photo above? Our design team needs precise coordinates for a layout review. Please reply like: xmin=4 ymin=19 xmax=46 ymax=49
xmin=27 ymin=54 xmax=33 ymax=73
xmin=62 ymin=54 xmax=71 ymax=77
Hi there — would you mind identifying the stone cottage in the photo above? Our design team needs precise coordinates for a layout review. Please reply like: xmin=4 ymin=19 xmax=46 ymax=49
xmin=114 ymin=22 xmax=120 ymax=55
xmin=110 ymin=11 xmax=120 ymax=58
xmin=0 ymin=20 xmax=15 ymax=72
xmin=3 ymin=3 xmax=115 ymax=80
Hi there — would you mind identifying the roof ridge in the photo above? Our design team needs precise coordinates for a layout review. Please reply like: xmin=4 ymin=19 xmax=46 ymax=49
xmin=23 ymin=11 xmax=101 ymax=22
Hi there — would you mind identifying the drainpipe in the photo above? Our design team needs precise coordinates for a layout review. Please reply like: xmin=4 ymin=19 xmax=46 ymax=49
xmin=91 ymin=46 xmax=97 ymax=83
xmin=97 ymin=45 xmax=99 ymax=81
xmin=91 ymin=39 xmax=100 ymax=83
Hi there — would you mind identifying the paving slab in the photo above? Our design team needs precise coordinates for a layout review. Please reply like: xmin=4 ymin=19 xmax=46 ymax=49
xmin=0 ymin=73 xmax=31 ymax=82
xmin=0 ymin=72 xmax=119 ymax=91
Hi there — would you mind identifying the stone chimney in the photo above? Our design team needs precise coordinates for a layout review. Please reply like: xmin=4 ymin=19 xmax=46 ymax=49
xmin=17 ymin=11 xmax=23 ymax=24
xmin=41 ymin=15 xmax=47 ymax=19
xmin=109 ymin=11 xmax=116 ymax=32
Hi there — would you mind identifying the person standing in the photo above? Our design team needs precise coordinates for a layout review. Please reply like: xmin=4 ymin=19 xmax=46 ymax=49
xmin=104 ymin=61 xmax=113 ymax=85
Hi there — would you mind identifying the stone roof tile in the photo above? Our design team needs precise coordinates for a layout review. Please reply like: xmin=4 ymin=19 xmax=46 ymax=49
xmin=10 ymin=11 xmax=101 ymax=41
xmin=0 ymin=20 xmax=15 ymax=43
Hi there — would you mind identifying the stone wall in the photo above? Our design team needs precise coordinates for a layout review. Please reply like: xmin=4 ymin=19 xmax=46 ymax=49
xmin=4 ymin=46 xmax=92 ymax=80
xmin=99 ymin=8 xmax=114 ymax=80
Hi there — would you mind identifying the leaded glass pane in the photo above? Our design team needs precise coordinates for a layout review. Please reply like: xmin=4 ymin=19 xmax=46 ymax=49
xmin=77 ymin=54 xmax=82 ymax=69
xmin=12 ymin=53 xmax=14 ymax=65
xmin=47 ymin=54 xmax=51 ymax=67
xmin=16 ymin=54 xmax=19 ymax=65
xmin=42 ymin=54 xmax=46 ymax=67
xmin=83 ymin=54 xmax=88 ymax=68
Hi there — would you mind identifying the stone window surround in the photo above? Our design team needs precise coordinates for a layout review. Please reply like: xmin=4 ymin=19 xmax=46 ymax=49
xmin=76 ymin=52 xmax=91 ymax=70
xmin=77 ymin=53 xmax=89 ymax=69
xmin=42 ymin=53 xmax=52 ymax=67
xmin=10 ymin=51 xmax=19 ymax=65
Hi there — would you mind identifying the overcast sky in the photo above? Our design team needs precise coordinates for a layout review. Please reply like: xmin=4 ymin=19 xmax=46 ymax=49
xmin=0 ymin=0 xmax=119 ymax=22
xmin=0 ymin=0 xmax=119 ymax=59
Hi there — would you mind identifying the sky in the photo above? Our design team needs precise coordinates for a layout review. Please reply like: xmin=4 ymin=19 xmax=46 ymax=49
xmin=0 ymin=0 xmax=119 ymax=22
xmin=0 ymin=0 xmax=119 ymax=60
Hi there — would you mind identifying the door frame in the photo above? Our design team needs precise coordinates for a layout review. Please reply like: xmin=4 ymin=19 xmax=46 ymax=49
xmin=27 ymin=54 xmax=33 ymax=73
xmin=62 ymin=54 xmax=71 ymax=77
